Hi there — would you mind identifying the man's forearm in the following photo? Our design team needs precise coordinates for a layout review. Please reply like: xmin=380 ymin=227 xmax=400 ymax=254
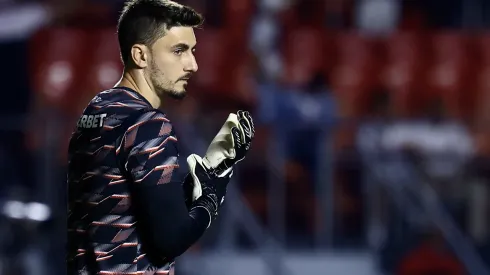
xmin=131 ymin=180 xmax=210 ymax=261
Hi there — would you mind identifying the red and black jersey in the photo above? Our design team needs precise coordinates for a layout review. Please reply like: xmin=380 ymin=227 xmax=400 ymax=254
xmin=67 ymin=87 xmax=210 ymax=275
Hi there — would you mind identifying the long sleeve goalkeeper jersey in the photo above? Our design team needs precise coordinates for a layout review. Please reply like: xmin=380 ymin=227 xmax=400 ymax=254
xmin=67 ymin=87 xmax=210 ymax=275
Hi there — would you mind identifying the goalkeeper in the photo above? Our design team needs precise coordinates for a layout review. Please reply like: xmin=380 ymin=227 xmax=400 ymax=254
xmin=66 ymin=0 xmax=254 ymax=274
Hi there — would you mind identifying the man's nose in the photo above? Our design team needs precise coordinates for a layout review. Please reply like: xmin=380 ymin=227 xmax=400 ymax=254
xmin=185 ymin=54 xmax=198 ymax=73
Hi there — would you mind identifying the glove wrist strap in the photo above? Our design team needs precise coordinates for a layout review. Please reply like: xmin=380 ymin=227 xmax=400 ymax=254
xmin=191 ymin=205 xmax=212 ymax=228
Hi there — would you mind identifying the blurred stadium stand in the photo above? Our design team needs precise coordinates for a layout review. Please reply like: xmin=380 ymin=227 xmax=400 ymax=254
xmin=3 ymin=0 xmax=490 ymax=274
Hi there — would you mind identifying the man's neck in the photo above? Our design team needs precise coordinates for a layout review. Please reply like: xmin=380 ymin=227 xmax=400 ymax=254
xmin=115 ymin=70 xmax=161 ymax=109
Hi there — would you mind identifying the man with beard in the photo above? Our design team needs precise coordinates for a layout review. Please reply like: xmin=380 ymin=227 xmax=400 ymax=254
xmin=66 ymin=1 xmax=254 ymax=274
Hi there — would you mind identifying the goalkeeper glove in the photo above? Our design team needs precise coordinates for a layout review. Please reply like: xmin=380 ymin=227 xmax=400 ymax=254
xmin=183 ymin=154 xmax=232 ymax=214
xmin=202 ymin=110 xmax=255 ymax=175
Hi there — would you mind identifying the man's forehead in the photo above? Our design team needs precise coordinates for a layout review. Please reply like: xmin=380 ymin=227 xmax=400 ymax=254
xmin=156 ymin=26 xmax=197 ymax=48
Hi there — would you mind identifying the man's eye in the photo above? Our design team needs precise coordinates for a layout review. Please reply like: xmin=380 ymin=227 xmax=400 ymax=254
xmin=174 ymin=49 xmax=183 ymax=55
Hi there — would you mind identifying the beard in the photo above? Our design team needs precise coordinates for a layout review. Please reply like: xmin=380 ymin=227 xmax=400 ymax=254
xmin=166 ymin=87 xmax=187 ymax=100
xmin=149 ymin=59 xmax=187 ymax=100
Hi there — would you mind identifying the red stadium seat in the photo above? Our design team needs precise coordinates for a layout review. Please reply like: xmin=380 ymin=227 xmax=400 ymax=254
xmin=476 ymin=34 xmax=490 ymax=66
xmin=384 ymin=32 xmax=427 ymax=71
xmin=195 ymin=49 xmax=257 ymax=109
xmin=473 ymin=33 xmax=490 ymax=125
xmin=426 ymin=32 xmax=476 ymax=119
xmin=193 ymin=29 xmax=232 ymax=97
xmin=473 ymin=34 xmax=490 ymax=124
xmin=27 ymin=27 xmax=91 ymax=161
xmin=82 ymin=28 xmax=124 ymax=107
xmin=381 ymin=32 xmax=428 ymax=117
xmin=335 ymin=32 xmax=378 ymax=67
xmin=321 ymin=31 xmax=339 ymax=78
xmin=431 ymin=32 xmax=470 ymax=63
xmin=474 ymin=128 xmax=490 ymax=157
xmin=29 ymin=28 xmax=90 ymax=114
xmin=474 ymin=71 xmax=490 ymax=126
xmin=330 ymin=32 xmax=380 ymax=118
xmin=281 ymin=27 xmax=325 ymax=87
xmin=224 ymin=0 xmax=254 ymax=30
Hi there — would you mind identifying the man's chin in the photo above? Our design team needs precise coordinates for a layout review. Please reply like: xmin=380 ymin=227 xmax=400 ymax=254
xmin=167 ymin=89 xmax=187 ymax=100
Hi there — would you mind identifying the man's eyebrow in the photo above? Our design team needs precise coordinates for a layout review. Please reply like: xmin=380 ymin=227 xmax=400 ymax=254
xmin=172 ymin=43 xmax=196 ymax=50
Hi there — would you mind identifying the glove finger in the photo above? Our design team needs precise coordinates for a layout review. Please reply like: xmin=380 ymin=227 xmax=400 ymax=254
xmin=237 ymin=110 xmax=251 ymax=129
xmin=186 ymin=155 xmax=203 ymax=200
xmin=231 ymin=126 xmax=243 ymax=148
xmin=232 ymin=126 xmax=250 ymax=155
xmin=237 ymin=110 xmax=253 ymax=142
xmin=238 ymin=118 xmax=252 ymax=142
xmin=236 ymin=111 xmax=248 ymax=141
xmin=238 ymin=110 xmax=254 ymax=139
xmin=243 ymin=111 xmax=255 ymax=137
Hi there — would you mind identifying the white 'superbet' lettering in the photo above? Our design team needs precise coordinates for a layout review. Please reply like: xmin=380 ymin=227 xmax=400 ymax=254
xmin=77 ymin=113 xmax=107 ymax=129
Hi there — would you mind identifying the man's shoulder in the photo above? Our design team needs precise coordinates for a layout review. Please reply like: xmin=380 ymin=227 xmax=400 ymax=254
xmin=89 ymin=88 xmax=159 ymax=120
xmin=91 ymin=88 xmax=152 ymax=112
xmin=77 ymin=88 xmax=157 ymax=130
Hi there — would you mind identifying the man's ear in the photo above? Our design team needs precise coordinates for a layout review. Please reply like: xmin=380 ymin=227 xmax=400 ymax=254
xmin=130 ymin=44 xmax=149 ymax=68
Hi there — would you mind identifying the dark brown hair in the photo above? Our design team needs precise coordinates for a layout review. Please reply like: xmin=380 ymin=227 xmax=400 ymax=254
xmin=117 ymin=0 xmax=204 ymax=66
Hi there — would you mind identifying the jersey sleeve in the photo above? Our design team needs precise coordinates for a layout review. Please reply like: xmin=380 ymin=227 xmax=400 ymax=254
xmin=118 ymin=110 xmax=180 ymax=185
xmin=116 ymin=110 xmax=211 ymax=261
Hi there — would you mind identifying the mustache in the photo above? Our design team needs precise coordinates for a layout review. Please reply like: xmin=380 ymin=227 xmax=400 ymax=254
xmin=178 ymin=74 xmax=193 ymax=81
